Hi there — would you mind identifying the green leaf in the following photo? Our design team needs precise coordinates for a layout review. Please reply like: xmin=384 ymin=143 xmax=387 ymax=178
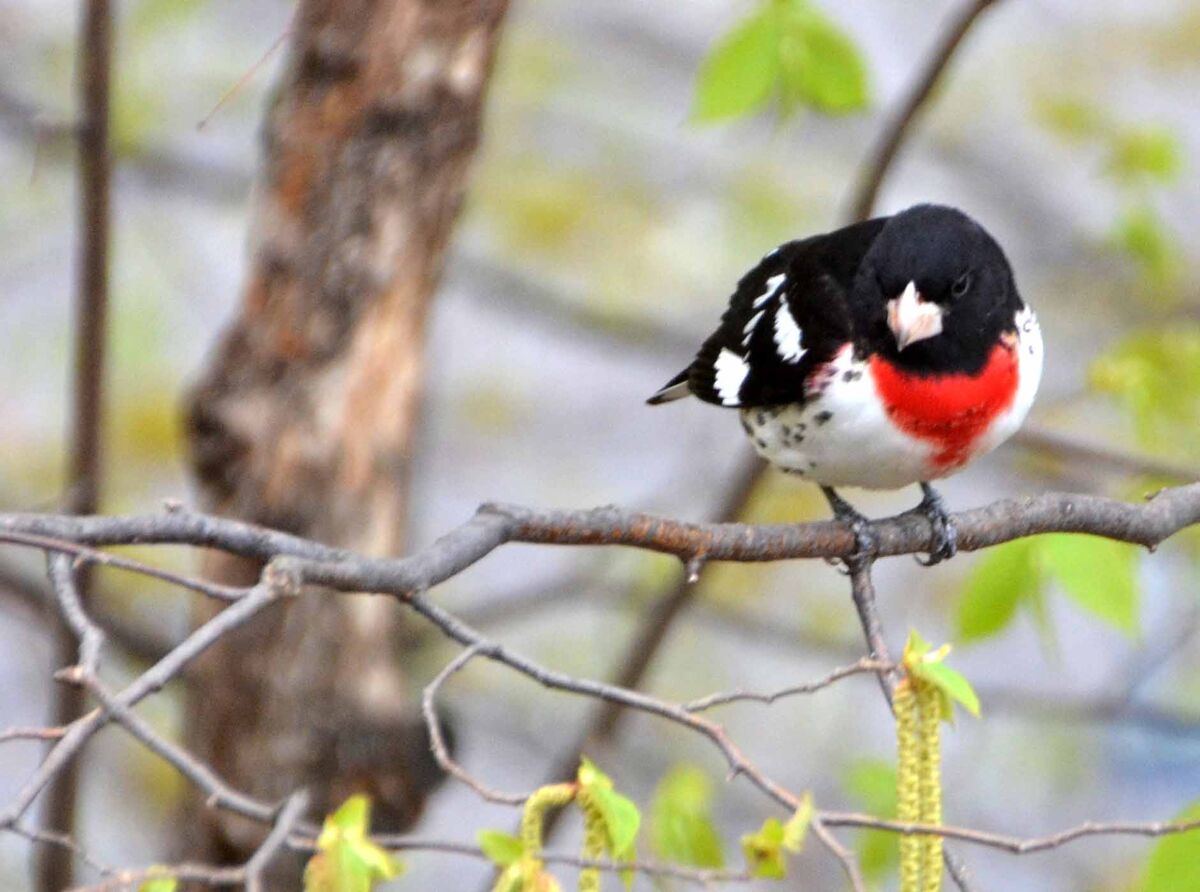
xmin=324 ymin=795 xmax=370 ymax=841
xmin=903 ymin=634 xmax=980 ymax=720
xmin=1090 ymin=326 xmax=1200 ymax=455
xmin=902 ymin=629 xmax=936 ymax=663
xmin=1110 ymin=205 xmax=1183 ymax=292
xmin=1040 ymin=534 xmax=1140 ymax=635
xmin=1140 ymin=799 xmax=1200 ymax=892
xmin=1032 ymin=95 xmax=1110 ymax=143
xmin=494 ymin=862 xmax=563 ymax=892
xmin=305 ymin=796 xmax=404 ymax=892
xmin=956 ymin=539 xmax=1041 ymax=642
xmin=778 ymin=4 xmax=870 ymax=114
xmin=692 ymin=10 xmax=781 ymax=122
xmin=843 ymin=760 xmax=898 ymax=882
xmin=578 ymin=758 xmax=642 ymax=858
xmin=741 ymin=817 xmax=787 ymax=879
xmin=650 ymin=764 xmax=725 ymax=868
xmin=844 ymin=761 xmax=896 ymax=816
xmin=601 ymin=790 xmax=641 ymax=857
xmin=1107 ymin=126 xmax=1184 ymax=184
xmin=478 ymin=830 xmax=525 ymax=867
xmin=130 ymin=0 xmax=208 ymax=44
xmin=138 ymin=879 xmax=178 ymax=892
xmin=781 ymin=793 xmax=813 ymax=852
xmin=913 ymin=661 xmax=981 ymax=719
xmin=346 ymin=839 xmax=403 ymax=882
xmin=305 ymin=844 xmax=370 ymax=892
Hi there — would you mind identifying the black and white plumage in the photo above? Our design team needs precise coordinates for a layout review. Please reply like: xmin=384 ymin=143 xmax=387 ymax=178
xmin=648 ymin=204 xmax=1044 ymax=564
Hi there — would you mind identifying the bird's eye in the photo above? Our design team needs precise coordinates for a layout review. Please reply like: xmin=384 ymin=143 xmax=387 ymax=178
xmin=951 ymin=272 xmax=973 ymax=299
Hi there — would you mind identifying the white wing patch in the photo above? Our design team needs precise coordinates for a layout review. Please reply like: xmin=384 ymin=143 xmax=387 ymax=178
xmin=742 ymin=310 xmax=765 ymax=346
xmin=714 ymin=348 xmax=749 ymax=405
xmin=739 ymin=273 xmax=789 ymax=348
xmin=754 ymin=273 xmax=787 ymax=309
xmin=773 ymin=302 xmax=805 ymax=363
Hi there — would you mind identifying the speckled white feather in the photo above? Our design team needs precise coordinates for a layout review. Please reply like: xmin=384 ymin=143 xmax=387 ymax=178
xmin=971 ymin=305 xmax=1043 ymax=457
xmin=740 ymin=307 xmax=1043 ymax=489
xmin=741 ymin=346 xmax=929 ymax=489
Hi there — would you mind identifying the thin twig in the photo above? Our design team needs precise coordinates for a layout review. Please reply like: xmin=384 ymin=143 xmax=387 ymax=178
xmin=4 ymin=505 xmax=1199 ymax=891
xmin=196 ymin=12 xmax=293 ymax=130
xmin=845 ymin=556 xmax=974 ymax=888
xmin=6 ymin=487 xmax=1200 ymax=595
xmin=1 ymin=529 xmax=247 ymax=601
xmin=422 ymin=645 xmax=527 ymax=805
xmin=244 ymin=790 xmax=310 ymax=892
xmin=683 ymin=658 xmax=893 ymax=712
xmin=809 ymin=815 xmax=866 ymax=892
xmin=0 ymin=727 xmax=67 ymax=744
xmin=819 ymin=810 xmax=1200 ymax=853
xmin=537 ymin=455 xmax=765 ymax=824
xmin=847 ymin=0 xmax=1003 ymax=220
xmin=2 ymin=576 xmax=281 ymax=827
xmin=42 ymin=0 xmax=113 ymax=885
xmin=0 ymin=551 xmax=176 ymax=663
xmin=400 ymin=591 xmax=804 ymax=813
xmin=846 ymin=558 xmax=896 ymax=701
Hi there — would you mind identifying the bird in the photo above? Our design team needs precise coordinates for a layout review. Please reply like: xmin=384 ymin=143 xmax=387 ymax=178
xmin=647 ymin=203 xmax=1043 ymax=565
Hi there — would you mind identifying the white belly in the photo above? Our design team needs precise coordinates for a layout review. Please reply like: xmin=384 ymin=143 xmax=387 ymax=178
xmin=740 ymin=348 xmax=933 ymax=489
xmin=740 ymin=312 xmax=1043 ymax=490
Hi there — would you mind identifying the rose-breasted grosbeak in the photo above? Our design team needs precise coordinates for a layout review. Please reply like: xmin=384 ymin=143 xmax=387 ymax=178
xmin=648 ymin=204 xmax=1043 ymax=564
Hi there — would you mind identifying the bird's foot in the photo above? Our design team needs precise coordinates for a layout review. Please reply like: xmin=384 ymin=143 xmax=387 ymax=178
xmin=912 ymin=482 xmax=958 ymax=566
xmin=821 ymin=487 xmax=877 ymax=571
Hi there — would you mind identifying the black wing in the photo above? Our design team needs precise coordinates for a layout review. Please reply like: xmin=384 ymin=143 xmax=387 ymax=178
xmin=649 ymin=217 xmax=887 ymax=408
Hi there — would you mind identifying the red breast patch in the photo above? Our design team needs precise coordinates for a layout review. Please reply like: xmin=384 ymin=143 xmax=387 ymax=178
xmin=869 ymin=342 xmax=1019 ymax=471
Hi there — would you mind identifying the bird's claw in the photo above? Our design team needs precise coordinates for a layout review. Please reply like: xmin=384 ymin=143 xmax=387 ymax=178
xmin=846 ymin=515 xmax=879 ymax=570
xmin=913 ymin=484 xmax=958 ymax=566
xmin=821 ymin=487 xmax=877 ymax=571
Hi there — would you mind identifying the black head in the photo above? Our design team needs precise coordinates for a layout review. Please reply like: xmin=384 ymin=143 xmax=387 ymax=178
xmin=853 ymin=204 xmax=1022 ymax=374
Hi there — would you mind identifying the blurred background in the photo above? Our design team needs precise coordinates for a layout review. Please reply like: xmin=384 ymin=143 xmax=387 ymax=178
xmin=1 ymin=0 xmax=1199 ymax=889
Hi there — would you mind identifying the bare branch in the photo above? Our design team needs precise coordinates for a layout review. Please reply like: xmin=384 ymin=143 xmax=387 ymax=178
xmin=43 ymin=0 xmax=115 ymax=883
xmin=422 ymin=645 xmax=528 ymax=805
xmin=847 ymin=0 xmax=1003 ymax=220
xmin=1 ymin=575 xmax=282 ymax=828
xmin=4 ymin=530 xmax=247 ymax=601
xmin=809 ymin=816 xmax=866 ymax=892
xmin=683 ymin=658 xmax=893 ymax=712
xmin=0 ymin=727 xmax=67 ymax=744
xmin=2 ymin=494 xmax=1197 ymax=890
xmin=4 ymin=486 xmax=1197 ymax=601
xmin=820 ymin=810 xmax=1200 ymax=854
xmin=243 ymin=791 xmax=310 ymax=892
xmin=485 ymin=485 xmax=1200 ymax=564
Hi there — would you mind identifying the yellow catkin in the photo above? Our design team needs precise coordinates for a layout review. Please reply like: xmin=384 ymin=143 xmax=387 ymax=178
xmin=519 ymin=783 xmax=578 ymax=879
xmin=577 ymin=789 xmax=607 ymax=892
xmin=894 ymin=678 xmax=922 ymax=892
xmin=917 ymin=683 xmax=943 ymax=892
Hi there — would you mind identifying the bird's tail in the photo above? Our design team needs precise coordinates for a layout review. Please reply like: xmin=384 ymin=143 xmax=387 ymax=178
xmin=646 ymin=369 xmax=691 ymax=405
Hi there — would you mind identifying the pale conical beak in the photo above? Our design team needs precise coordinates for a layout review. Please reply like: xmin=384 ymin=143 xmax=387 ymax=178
xmin=886 ymin=281 xmax=943 ymax=351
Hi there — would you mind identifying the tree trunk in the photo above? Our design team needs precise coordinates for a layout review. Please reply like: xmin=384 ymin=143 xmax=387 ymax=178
xmin=182 ymin=0 xmax=508 ymax=882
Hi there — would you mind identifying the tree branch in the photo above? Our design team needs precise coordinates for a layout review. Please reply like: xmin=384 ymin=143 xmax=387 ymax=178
xmin=682 ymin=658 xmax=892 ymax=712
xmin=847 ymin=0 xmax=1003 ymax=220
xmin=3 ymin=485 xmax=1195 ymax=593
xmin=42 ymin=0 xmax=114 ymax=884
xmin=0 ymin=491 xmax=1196 ymax=888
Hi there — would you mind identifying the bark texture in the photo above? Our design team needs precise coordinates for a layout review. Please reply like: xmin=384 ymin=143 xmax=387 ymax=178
xmin=182 ymin=0 xmax=508 ymax=881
